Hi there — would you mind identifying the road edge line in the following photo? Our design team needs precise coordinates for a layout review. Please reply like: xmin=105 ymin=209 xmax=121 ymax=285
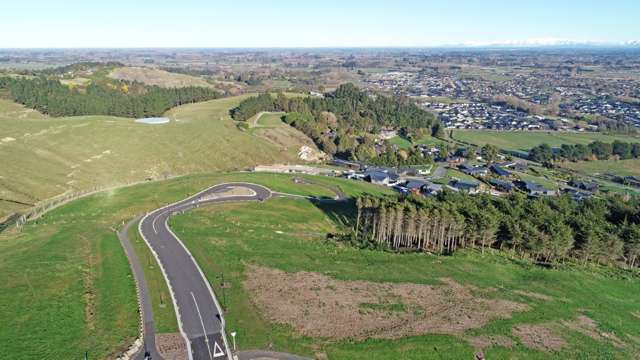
xmin=139 ymin=212 xmax=194 ymax=360
xmin=140 ymin=182 xmax=272 ymax=360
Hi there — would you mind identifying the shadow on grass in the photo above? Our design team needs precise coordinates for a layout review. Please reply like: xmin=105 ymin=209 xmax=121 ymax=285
xmin=309 ymin=198 xmax=357 ymax=228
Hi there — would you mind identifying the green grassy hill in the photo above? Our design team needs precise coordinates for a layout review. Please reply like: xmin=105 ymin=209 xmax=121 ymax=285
xmin=170 ymin=186 xmax=640 ymax=359
xmin=0 ymin=172 xmax=391 ymax=360
xmin=0 ymin=96 xmax=304 ymax=219
xmin=1 ymin=171 xmax=639 ymax=359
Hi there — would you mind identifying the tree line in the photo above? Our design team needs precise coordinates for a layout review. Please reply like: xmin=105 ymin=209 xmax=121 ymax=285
xmin=230 ymin=84 xmax=441 ymax=164
xmin=529 ymin=140 xmax=640 ymax=164
xmin=0 ymin=76 xmax=220 ymax=118
xmin=340 ymin=191 xmax=640 ymax=269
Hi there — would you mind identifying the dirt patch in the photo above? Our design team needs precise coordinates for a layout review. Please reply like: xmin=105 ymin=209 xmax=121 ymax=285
xmin=244 ymin=265 xmax=529 ymax=340
xmin=255 ymin=127 xmax=316 ymax=148
xmin=156 ymin=333 xmax=188 ymax=360
xmin=513 ymin=290 xmax=554 ymax=302
xmin=466 ymin=335 xmax=514 ymax=350
xmin=561 ymin=315 xmax=625 ymax=348
xmin=512 ymin=324 xmax=567 ymax=352
xmin=200 ymin=186 xmax=255 ymax=201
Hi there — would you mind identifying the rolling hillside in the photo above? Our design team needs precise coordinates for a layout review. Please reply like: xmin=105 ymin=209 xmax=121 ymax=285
xmin=0 ymin=96 xmax=311 ymax=219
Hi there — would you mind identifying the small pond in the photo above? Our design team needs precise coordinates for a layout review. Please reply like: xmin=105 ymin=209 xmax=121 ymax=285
xmin=135 ymin=117 xmax=170 ymax=124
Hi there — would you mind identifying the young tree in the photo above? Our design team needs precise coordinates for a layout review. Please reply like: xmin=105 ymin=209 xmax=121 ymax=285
xmin=481 ymin=144 xmax=500 ymax=164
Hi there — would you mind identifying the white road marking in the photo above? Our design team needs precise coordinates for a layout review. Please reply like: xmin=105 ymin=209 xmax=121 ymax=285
xmin=152 ymin=213 xmax=160 ymax=234
xmin=191 ymin=292 xmax=215 ymax=360
xmin=213 ymin=341 xmax=225 ymax=358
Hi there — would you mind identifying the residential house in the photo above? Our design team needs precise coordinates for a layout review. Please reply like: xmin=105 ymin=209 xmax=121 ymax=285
xmin=489 ymin=179 xmax=515 ymax=193
xmin=449 ymin=179 xmax=482 ymax=194
xmin=331 ymin=158 xmax=362 ymax=171
xmin=424 ymin=182 xmax=444 ymax=196
xmin=404 ymin=180 xmax=429 ymax=195
xmin=364 ymin=169 xmax=399 ymax=186
xmin=569 ymin=180 xmax=599 ymax=193
xmin=490 ymin=164 xmax=513 ymax=178
xmin=458 ymin=163 xmax=489 ymax=177
xmin=517 ymin=181 xmax=557 ymax=197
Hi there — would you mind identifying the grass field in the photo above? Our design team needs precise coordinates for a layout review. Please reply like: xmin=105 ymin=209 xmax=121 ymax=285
xmin=431 ymin=168 xmax=478 ymax=185
xmin=562 ymin=158 xmax=640 ymax=178
xmin=452 ymin=130 xmax=640 ymax=153
xmin=255 ymin=112 xmax=286 ymax=127
xmin=389 ymin=135 xmax=447 ymax=150
xmin=108 ymin=66 xmax=219 ymax=89
xmin=0 ymin=96 xmax=301 ymax=219
xmin=388 ymin=135 xmax=413 ymax=149
xmin=171 ymin=193 xmax=640 ymax=359
xmin=0 ymin=172 xmax=391 ymax=360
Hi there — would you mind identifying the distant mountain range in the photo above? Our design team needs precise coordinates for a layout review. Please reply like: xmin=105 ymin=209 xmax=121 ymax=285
xmin=443 ymin=39 xmax=640 ymax=48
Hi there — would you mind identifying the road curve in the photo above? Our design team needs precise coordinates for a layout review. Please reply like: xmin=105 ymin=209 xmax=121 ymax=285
xmin=139 ymin=183 xmax=272 ymax=360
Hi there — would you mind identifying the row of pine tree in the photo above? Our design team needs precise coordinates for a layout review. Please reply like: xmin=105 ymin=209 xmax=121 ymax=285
xmin=348 ymin=191 xmax=640 ymax=269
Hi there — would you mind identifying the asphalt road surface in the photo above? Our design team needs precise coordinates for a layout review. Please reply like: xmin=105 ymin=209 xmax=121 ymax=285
xmin=139 ymin=183 xmax=272 ymax=360
xmin=117 ymin=216 xmax=163 ymax=360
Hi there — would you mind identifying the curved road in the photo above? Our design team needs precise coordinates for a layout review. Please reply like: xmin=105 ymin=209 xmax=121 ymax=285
xmin=139 ymin=183 xmax=272 ymax=360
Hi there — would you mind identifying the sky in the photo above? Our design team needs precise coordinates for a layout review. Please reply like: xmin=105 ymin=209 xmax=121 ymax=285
xmin=1 ymin=0 xmax=639 ymax=48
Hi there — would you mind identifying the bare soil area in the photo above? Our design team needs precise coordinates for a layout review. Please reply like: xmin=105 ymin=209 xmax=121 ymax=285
xmin=561 ymin=315 xmax=625 ymax=348
xmin=244 ymin=265 xmax=529 ymax=340
xmin=512 ymin=324 xmax=567 ymax=352
xmin=156 ymin=332 xmax=188 ymax=360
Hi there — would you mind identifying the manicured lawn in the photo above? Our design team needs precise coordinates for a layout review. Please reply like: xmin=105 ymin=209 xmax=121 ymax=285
xmin=389 ymin=135 xmax=413 ymax=149
xmin=513 ymin=171 xmax=561 ymax=190
xmin=171 ymin=195 xmax=640 ymax=359
xmin=389 ymin=135 xmax=447 ymax=150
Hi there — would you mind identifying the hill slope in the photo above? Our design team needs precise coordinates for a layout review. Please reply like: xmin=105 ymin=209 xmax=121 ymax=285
xmin=108 ymin=66 xmax=217 ymax=88
xmin=0 ymin=96 xmax=306 ymax=218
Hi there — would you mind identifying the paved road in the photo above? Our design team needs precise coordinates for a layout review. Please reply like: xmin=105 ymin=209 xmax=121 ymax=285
xmin=139 ymin=183 xmax=272 ymax=360
xmin=429 ymin=163 xmax=447 ymax=179
xmin=116 ymin=216 xmax=163 ymax=360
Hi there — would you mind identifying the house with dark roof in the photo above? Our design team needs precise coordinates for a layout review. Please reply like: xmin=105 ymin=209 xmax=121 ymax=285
xmin=331 ymin=158 xmax=362 ymax=170
xmin=517 ymin=181 xmax=557 ymax=197
xmin=449 ymin=179 xmax=482 ymax=194
xmin=424 ymin=183 xmax=444 ymax=196
xmin=490 ymin=164 xmax=513 ymax=178
xmin=563 ymin=188 xmax=593 ymax=202
xmin=458 ymin=163 xmax=489 ymax=177
xmin=489 ymin=179 xmax=515 ymax=192
xmin=404 ymin=179 xmax=429 ymax=194
xmin=569 ymin=180 xmax=599 ymax=193
xmin=364 ymin=169 xmax=399 ymax=186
